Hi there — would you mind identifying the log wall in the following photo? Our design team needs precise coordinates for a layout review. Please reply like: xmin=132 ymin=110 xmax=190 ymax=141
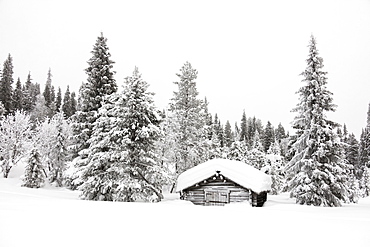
xmin=182 ymin=173 xmax=251 ymax=206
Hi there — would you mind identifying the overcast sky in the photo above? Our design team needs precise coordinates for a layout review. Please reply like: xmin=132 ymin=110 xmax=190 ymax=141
xmin=1 ymin=0 xmax=369 ymax=137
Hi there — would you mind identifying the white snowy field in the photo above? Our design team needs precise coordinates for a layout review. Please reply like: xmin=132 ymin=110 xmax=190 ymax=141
xmin=1 ymin=165 xmax=370 ymax=247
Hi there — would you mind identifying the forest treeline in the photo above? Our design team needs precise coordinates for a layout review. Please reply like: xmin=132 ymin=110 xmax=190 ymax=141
xmin=0 ymin=33 xmax=369 ymax=206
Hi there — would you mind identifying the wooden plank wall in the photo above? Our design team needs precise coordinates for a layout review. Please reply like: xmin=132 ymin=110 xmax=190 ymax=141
xmin=182 ymin=174 xmax=250 ymax=206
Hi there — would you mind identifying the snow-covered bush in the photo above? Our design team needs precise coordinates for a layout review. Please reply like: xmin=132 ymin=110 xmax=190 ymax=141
xmin=0 ymin=111 xmax=33 ymax=178
xmin=36 ymin=112 xmax=72 ymax=186
xmin=22 ymin=148 xmax=45 ymax=188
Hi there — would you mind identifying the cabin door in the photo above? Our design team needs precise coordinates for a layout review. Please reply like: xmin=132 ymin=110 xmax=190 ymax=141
xmin=205 ymin=189 xmax=229 ymax=206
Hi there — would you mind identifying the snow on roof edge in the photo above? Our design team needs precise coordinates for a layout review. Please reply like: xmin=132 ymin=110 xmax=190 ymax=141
xmin=176 ymin=159 xmax=272 ymax=193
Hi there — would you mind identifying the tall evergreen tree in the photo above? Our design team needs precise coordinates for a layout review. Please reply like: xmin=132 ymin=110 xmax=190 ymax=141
xmin=0 ymin=54 xmax=14 ymax=115
xmin=224 ymin=120 xmax=233 ymax=147
xmin=286 ymin=35 xmax=350 ymax=206
xmin=22 ymin=72 xmax=35 ymax=112
xmin=263 ymin=121 xmax=275 ymax=152
xmin=13 ymin=78 xmax=24 ymax=111
xmin=213 ymin=114 xmax=224 ymax=147
xmin=247 ymin=117 xmax=263 ymax=148
xmin=342 ymin=123 xmax=349 ymax=142
xmin=240 ymin=110 xmax=248 ymax=142
xmin=80 ymin=67 xmax=166 ymax=202
xmin=30 ymin=95 xmax=50 ymax=123
xmin=62 ymin=85 xmax=72 ymax=117
xmin=43 ymin=68 xmax=53 ymax=107
xmin=71 ymin=33 xmax=117 ymax=156
xmin=167 ymin=61 xmax=208 ymax=175
xmin=359 ymin=103 xmax=370 ymax=170
xmin=275 ymin=123 xmax=287 ymax=142
xmin=56 ymin=87 xmax=62 ymax=112
xmin=345 ymin=133 xmax=360 ymax=178
xmin=203 ymin=97 xmax=213 ymax=140
xmin=70 ymin=91 xmax=77 ymax=116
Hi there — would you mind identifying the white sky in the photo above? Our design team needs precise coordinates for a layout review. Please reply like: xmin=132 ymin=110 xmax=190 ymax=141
xmin=0 ymin=0 xmax=369 ymax=137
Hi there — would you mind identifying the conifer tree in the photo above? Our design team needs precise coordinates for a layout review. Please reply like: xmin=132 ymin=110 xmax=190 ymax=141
xmin=286 ymin=35 xmax=351 ymax=206
xmin=345 ymin=133 xmax=360 ymax=178
xmin=204 ymin=97 xmax=213 ymax=140
xmin=275 ymin=123 xmax=287 ymax=142
xmin=71 ymin=33 xmax=117 ymax=156
xmin=359 ymin=103 xmax=370 ymax=171
xmin=62 ymin=85 xmax=72 ymax=117
xmin=213 ymin=114 xmax=224 ymax=147
xmin=80 ymin=67 xmax=166 ymax=202
xmin=359 ymin=168 xmax=370 ymax=197
xmin=22 ymin=72 xmax=34 ymax=112
xmin=13 ymin=78 xmax=24 ymax=111
xmin=43 ymin=68 xmax=53 ymax=107
xmin=167 ymin=61 xmax=208 ymax=175
xmin=227 ymin=140 xmax=248 ymax=163
xmin=0 ymin=54 xmax=14 ymax=115
xmin=56 ymin=87 xmax=62 ymax=112
xmin=263 ymin=121 xmax=275 ymax=152
xmin=342 ymin=123 xmax=349 ymax=142
xmin=240 ymin=110 xmax=248 ymax=142
xmin=30 ymin=95 xmax=50 ymax=123
xmin=22 ymin=148 xmax=45 ymax=188
xmin=224 ymin=120 xmax=233 ymax=147
xmin=50 ymin=113 xmax=71 ymax=186
xmin=70 ymin=92 xmax=77 ymax=116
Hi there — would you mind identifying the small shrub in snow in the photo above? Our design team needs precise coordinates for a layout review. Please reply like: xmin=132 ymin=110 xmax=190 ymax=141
xmin=22 ymin=148 xmax=45 ymax=188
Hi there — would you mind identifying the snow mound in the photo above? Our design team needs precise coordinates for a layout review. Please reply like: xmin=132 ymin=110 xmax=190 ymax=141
xmin=176 ymin=158 xmax=272 ymax=193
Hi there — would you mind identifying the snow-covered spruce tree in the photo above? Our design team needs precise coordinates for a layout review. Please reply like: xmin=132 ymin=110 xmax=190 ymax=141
xmin=359 ymin=167 xmax=370 ymax=197
xmin=263 ymin=121 xmax=275 ymax=152
xmin=359 ymin=103 xmax=370 ymax=168
xmin=43 ymin=68 xmax=53 ymax=108
xmin=224 ymin=120 xmax=233 ymax=147
xmin=80 ymin=67 xmax=167 ymax=202
xmin=56 ymin=87 xmax=62 ymax=112
xmin=0 ymin=54 xmax=14 ymax=115
xmin=358 ymin=103 xmax=370 ymax=196
xmin=227 ymin=140 xmax=248 ymax=163
xmin=22 ymin=72 xmax=37 ymax=113
xmin=13 ymin=78 xmax=24 ymax=111
xmin=71 ymin=33 xmax=117 ymax=158
xmin=246 ymin=131 xmax=268 ymax=170
xmin=0 ymin=111 xmax=33 ymax=178
xmin=62 ymin=85 xmax=74 ymax=118
xmin=286 ymin=35 xmax=351 ymax=206
xmin=30 ymin=95 xmax=50 ymax=123
xmin=167 ymin=62 xmax=209 ymax=175
xmin=344 ymin=133 xmax=360 ymax=178
xmin=239 ymin=110 xmax=248 ymax=143
xmin=22 ymin=148 xmax=45 ymax=188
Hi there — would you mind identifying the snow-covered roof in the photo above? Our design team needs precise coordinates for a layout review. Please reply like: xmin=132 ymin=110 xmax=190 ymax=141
xmin=176 ymin=158 xmax=272 ymax=193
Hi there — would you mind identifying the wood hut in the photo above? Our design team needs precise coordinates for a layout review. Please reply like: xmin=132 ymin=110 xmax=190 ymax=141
xmin=176 ymin=159 xmax=272 ymax=207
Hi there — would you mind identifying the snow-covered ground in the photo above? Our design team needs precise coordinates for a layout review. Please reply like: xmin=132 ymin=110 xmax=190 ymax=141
xmin=1 ymin=164 xmax=370 ymax=247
